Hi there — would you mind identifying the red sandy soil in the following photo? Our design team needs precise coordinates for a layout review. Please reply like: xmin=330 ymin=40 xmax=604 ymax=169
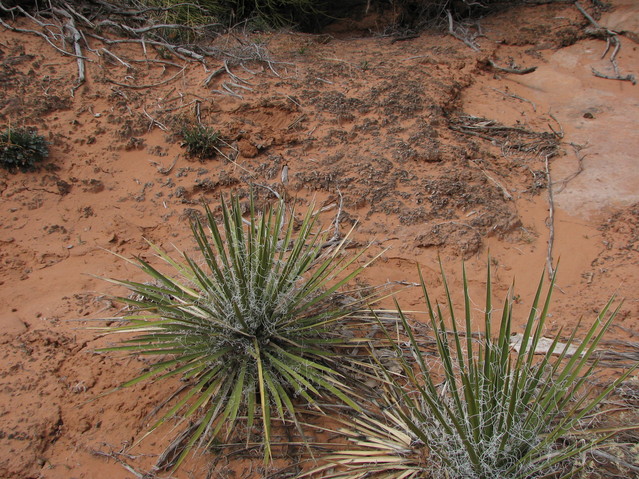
xmin=1 ymin=1 xmax=639 ymax=477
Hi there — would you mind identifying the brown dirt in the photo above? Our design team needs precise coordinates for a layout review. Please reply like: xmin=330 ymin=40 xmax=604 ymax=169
xmin=1 ymin=1 xmax=639 ymax=477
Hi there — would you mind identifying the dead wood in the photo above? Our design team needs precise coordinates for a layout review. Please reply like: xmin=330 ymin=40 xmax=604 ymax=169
xmin=446 ymin=10 xmax=480 ymax=51
xmin=574 ymin=1 xmax=637 ymax=85
xmin=0 ymin=0 xmax=276 ymax=89
xmin=488 ymin=59 xmax=537 ymax=75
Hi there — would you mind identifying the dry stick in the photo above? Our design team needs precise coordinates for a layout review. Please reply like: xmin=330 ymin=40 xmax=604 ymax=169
xmin=101 ymin=47 xmax=133 ymax=69
xmin=91 ymin=450 xmax=148 ymax=478
xmin=331 ymin=188 xmax=344 ymax=242
xmin=590 ymin=449 xmax=639 ymax=474
xmin=128 ymin=58 xmax=182 ymax=68
xmin=195 ymin=100 xmax=201 ymax=124
xmin=548 ymin=113 xmax=564 ymax=139
xmin=490 ymin=87 xmax=537 ymax=111
xmin=591 ymin=67 xmax=637 ymax=85
xmin=470 ymin=160 xmax=514 ymax=200
xmin=157 ymin=99 xmax=198 ymax=113
xmin=51 ymin=7 xmax=85 ymax=89
xmin=203 ymin=66 xmax=225 ymax=86
xmin=224 ymin=59 xmax=251 ymax=85
xmin=544 ymin=154 xmax=556 ymax=278
xmin=0 ymin=18 xmax=82 ymax=59
xmin=221 ymin=82 xmax=243 ymax=98
xmin=61 ymin=0 xmax=94 ymax=28
xmin=447 ymin=10 xmax=480 ymax=51
xmin=227 ymin=81 xmax=253 ymax=92
xmin=575 ymin=1 xmax=636 ymax=84
xmin=488 ymin=59 xmax=537 ymax=75
xmin=553 ymin=145 xmax=586 ymax=194
xmin=106 ymin=65 xmax=186 ymax=89
xmin=85 ymin=33 xmax=200 ymax=63
xmin=142 ymin=107 xmax=168 ymax=131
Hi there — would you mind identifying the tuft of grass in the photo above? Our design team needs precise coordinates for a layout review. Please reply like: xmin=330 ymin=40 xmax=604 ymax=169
xmin=179 ymin=123 xmax=220 ymax=159
xmin=306 ymin=262 xmax=636 ymax=479
xmin=0 ymin=127 xmax=48 ymax=172
xmin=98 ymin=193 xmax=381 ymax=469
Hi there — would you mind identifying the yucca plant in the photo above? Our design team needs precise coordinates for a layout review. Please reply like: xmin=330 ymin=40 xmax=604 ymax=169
xmin=306 ymin=262 xmax=636 ymax=479
xmin=98 ymin=193 xmax=382 ymax=469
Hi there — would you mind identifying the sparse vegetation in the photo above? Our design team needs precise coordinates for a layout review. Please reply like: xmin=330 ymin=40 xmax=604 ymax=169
xmin=99 ymin=193 xmax=380 ymax=469
xmin=307 ymin=263 xmax=635 ymax=479
xmin=179 ymin=124 xmax=221 ymax=159
xmin=0 ymin=127 xmax=48 ymax=172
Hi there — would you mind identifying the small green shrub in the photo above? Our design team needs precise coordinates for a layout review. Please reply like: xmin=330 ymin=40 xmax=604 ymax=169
xmin=99 ymin=193 xmax=380 ymax=469
xmin=307 ymin=263 xmax=635 ymax=479
xmin=180 ymin=124 xmax=220 ymax=159
xmin=0 ymin=127 xmax=48 ymax=172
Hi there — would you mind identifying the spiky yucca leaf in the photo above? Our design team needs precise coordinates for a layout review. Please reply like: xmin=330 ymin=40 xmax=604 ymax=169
xmin=98 ymin=194 xmax=381 ymax=469
xmin=306 ymin=262 xmax=635 ymax=479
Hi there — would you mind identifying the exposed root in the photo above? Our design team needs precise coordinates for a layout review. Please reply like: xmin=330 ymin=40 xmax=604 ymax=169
xmin=575 ymin=1 xmax=637 ymax=85
xmin=0 ymin=0 xmax=278 ymax=90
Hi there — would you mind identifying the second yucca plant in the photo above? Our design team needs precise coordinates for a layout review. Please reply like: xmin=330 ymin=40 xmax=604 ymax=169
xmin=308 ymin=263 xmax=634 ymax=479
xmin=100 ymin=194 xmax=378 ymax=468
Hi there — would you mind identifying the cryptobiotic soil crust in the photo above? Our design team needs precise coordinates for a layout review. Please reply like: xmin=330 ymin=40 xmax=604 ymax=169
xmin=1 ymin=1 xmax=639 ymax=477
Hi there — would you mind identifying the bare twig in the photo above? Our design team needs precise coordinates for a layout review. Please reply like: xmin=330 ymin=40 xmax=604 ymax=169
xmin=0 ymin=17 xmax=84 ymax=59
xmin=106 ymin=66 xmax=186 ymax=89
xmin=490 ymin=87 xmax=537 ymax=111
xmin=331 ymin=188 xmax=344 ymax=242
xmin=548 ymin=113 xmax=564 ymax=139
xmin=553 ymin=144 xmax=586 ymax=194
xmin=544 ymin=154 xmax=555 ymax=277
xmin=157 ymin=99 xmax=199 ymax=113
xmin=488 ymin=59 xmax=537 ymax=75
xmin=574 ymin=1 xmax=636 ymax=84
xmin=154 ymin=156 xmax=179 ymax=175
xmin=91 ymin=449 xmax=149 ymax=478
xmin=142 ymin=107 xmax=168 ymax=131
xmin=470 ymin=160 xmax=513 ymax=200
xmin=590 ymin=449 xmax=639 ymax=474
xmin=52 ymin=7 xmax=85 ymax=84
xmin=591 ymin=67 xmax=637 ymax=85
xmin=203 ymin=66 xmax=225 ymax=86
xmin=100 ymin=47 xmax=132 ymax=69
xmin=447 ymin=10 xmax=480 ymax=51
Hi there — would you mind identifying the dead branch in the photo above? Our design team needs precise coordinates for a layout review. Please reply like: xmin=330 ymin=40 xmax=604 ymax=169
xmin=203 ymin=66 xmax=225 ymax=86
xmin=470 ymin=160 xmax=514 ymax=201
xmin=488 ymin=59 xmax=537 ymax=75
xmin=490 ymin=87 xmax=537 ymax=111
xmin=100 ymin=47 xmax=132 ymax=69
xmin=142 ymin=107 xmax=168 ymax=132
xmin=154 ymin=156 xmax=179 ymax=175
xmin=553 ymin=144 xmax=586 ymax=194
xmin=447 ymin=10 xmax=480 ymax=51
xmin=590 ymin=449 xmax=639 ymax=474
xmin=548 ymin=113 xmax=564 ymax=139
xmin=91 ymin=449 xmax=151 ymax=478
xmin=95 ymin=19 xmax=214 ymax=37
xmin=331 ymin=188 xmax=344 ymax=242
xmin=591 ymin=67 xmax=637 ymax=85
xmin=0 ymin=17 xmax=84 ymax=59
xmin=106 ymin=66 xmax=186 ymax=89
xmin=574 ymin=1 xmax=636 ymax=84
xmin=544 ymin=154 xmax=555 ymax=278
xmin=52 ymin=7 xmax=85 ymax=84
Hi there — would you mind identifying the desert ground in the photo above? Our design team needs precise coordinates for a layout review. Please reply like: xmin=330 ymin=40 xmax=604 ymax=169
xmin=1 ymin=1 xmax=639 ymax=477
